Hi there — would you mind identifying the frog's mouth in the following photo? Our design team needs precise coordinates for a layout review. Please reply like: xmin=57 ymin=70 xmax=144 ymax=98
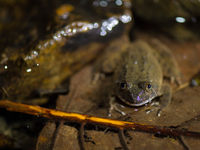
xmin=118 ymin=89 xmax=157 ymax=107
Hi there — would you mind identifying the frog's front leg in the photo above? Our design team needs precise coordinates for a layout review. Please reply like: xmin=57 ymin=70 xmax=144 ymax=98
xmin=108 ymin=96 xmax=126 ymax=117
xmin=157 ymin=83 xmax=172 ymax=117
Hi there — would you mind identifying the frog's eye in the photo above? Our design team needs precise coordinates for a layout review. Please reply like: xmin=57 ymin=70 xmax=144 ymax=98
xmin=138 ymin=82 xmax=152 ymax=90
xmin=120 ymin=82 xmax=127 ymax=89
xmin=147 ymin=84 xmax=151 ymax=89
xmin=145 ymin=83 xmax=152 ymax=91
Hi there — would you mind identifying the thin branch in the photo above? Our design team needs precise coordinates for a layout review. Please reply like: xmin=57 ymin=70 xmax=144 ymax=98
xmin=0 ymin=100 xmax=200 ymax=138
xmin=177 ymin=136 xmax=189 ymax=150
xmin=118 ymin=129 xmax=129 ymax=150
xmin=78 ymin=123 xmax=86 ymax=150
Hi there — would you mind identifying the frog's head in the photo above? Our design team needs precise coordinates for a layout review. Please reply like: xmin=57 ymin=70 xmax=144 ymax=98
xmin=117 ymin=81 xmax=157 ymax=106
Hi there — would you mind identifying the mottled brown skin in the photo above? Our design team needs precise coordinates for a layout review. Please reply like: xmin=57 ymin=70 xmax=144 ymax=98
xmin=99 ymin=39 xmax=181 ymax=116
xmin=114 ymin=41 xmax=163 ymax=106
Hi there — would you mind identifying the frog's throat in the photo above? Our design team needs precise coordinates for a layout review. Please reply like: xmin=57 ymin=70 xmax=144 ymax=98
xmin=118 ymin=95 xmax=154 ymax=106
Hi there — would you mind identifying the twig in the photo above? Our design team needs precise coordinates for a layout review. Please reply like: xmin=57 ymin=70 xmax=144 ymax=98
xmin=177 ymin=136 xmax=189 ymax=150
xmin=0 ymin=100 xmax=200 ymax=138
xmin=78 ymin=123 xmax=86 ymax=150
xmin=118 ymin=129 xmax=129 ymax=150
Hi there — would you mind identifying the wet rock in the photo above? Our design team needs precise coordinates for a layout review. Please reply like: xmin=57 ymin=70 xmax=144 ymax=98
xmin=132 ymin=0 xmax=200 ymax=40
xmin=0 ymin=0 xmax=132 ymax=101
xmin=132 ymin=0 xmax=200 ymax=23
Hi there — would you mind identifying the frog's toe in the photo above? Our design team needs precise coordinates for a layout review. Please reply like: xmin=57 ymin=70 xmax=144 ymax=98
xmin=108 ymin=97 xmax=126 ymax=117
xmin=108 ymin=103 xmax=126 ymax=117
xmin=92 ymin=73 xmax=105 ymax=84
xmin=170 ymin=75 xmax=182 ymax=85
xmin=145 ymin=102 xmax=161 ymax=116
xmin=176 ymin=76 xmax=182 ymax=85
xmin=145 ymin=106 xmax=163 ymax=117
xmin=156 ymin=108 xmax=162 ymax=117
xmin=170 ymin=76 xmax=175 ymax=84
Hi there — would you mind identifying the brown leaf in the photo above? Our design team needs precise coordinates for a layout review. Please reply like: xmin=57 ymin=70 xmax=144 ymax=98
xmin=37 ymin=34 xmax=200 ymax=150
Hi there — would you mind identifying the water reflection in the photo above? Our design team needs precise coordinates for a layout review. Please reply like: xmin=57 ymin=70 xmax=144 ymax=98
xmin=175 ymin=17 xmax=186 ymax=23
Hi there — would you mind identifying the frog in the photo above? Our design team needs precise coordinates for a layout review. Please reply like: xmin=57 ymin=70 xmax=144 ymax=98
xmin=96 ymin=38 xmax=181 ymax=117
